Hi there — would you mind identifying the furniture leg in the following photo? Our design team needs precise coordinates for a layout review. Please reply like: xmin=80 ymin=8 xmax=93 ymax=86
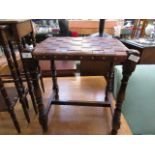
xmin=31 ymin=60 xmax=47 ymax=131
xmin=9 ymin=108 xmax=21 ymax=133
xmin=50 ymin=60 xmax=59 ymax=100
xmin=17 ymin=40 xmax=38 ymax=114
xmin=8 ymin=41 xmax=29 ymax=109
xmin=105 ymin=62 xmax=114 ymax=101
xmin=0 ymin=75 xmax=21 ymax=133
xmin=22 ymin=54 xmax=48 ymax=132
xmin=2 ymin=44 xmax=30 ymax=123
xmin=38 ymin=65 xmax=45 ymax=92
xmin=30 ymin=31 xmax=45 ymax=93
xmin=111 ymin=50 xmax=140 ymax=135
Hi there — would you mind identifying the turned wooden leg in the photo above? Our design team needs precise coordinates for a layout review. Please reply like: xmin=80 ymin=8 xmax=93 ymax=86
xmin=17 ymin=40 xmax=38 ymax=114
xmin=105 ymin=62 xmax=114 ymax=101
xmin=9 ymin=41 xmax=29 ymax=109
xmin=30 ymin=32 xmax=45 ymax=93
xmin=22 ymin=53 xmax=48 ymax=132
xmin=38 ymin=65 xmax=45 ymax=93
xmin=111 ymin=49 xmax=140 ymax=135
xmin=31 ymin=61 xmax=47 ymax=131
xmin=51 ymin=60 xmax=59 ymax=100
xmin=2 ymin=44 xmax=30 ymax=123
xmin=25 ymin=71 xmax=38 ymax=114
xmin=0 ymin=76 xmax=21 ymax=133
xmin=9 ymin=108 xmax=21 ymax=133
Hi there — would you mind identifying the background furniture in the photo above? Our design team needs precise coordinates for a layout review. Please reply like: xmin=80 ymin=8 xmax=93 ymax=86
xmin=121 ymin=39 xmax=155 ymax=64
xmin=68 ymin=19 xmax=118 ymax=36
xmin=32 ymin=19 xmax=60 ymax=43
xmin=131 ymin=19 xmax=148 ymax=38
xmin=0 ymin=24 xmax=38 ymax=116
xmin=0 ymin=20 xmax=46 ymax=114
xmin=0 ymin=20 xmax=44 ymax=92
xmin=0 ymin=25 xmax=31 ymax=123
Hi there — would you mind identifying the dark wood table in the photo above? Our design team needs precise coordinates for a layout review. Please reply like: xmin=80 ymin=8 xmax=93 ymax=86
xmin=22 ymin=37 xmax=140 ymax=134
xmin=0 ymin=20 xmax=35 ymax=42
xmin=121 ymin=39 xmax=155 ymax=64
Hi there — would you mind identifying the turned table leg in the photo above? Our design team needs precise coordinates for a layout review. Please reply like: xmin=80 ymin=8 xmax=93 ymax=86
xmin=105 ymin=61 xmax=114 ymax=101
xmin=22 ymin=52 xmax=48 ymax=132
xmin=9 ymin=41 xmax=30 ymax=109
xmin=17 ymin=40 xmax=38 ymax=114
xmin=51 ymin=60 xmax=59 ymax=100
xmin=2 ymin=44 xmax=30 ymax=123
xmin=30 ymin=32 xmax=45 ymax=93
xmin=31 ymin=69 xmax=48 ymax=132
xmin=111 ymin=50 xmax=140 ymax=135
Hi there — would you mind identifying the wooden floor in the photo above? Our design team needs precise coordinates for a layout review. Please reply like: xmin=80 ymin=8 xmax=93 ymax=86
xmin=0 ymin=76 xmax=132 ymax=135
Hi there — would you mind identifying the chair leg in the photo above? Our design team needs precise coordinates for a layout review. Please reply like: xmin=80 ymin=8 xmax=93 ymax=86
xmin=38 ymin=65 xmax=45 ymax=93
xmin=30 ymin=31 xmax=45 ymax=93
xmin=24 ymin=72 xmax=38 ymax=114
xmin=8 ymin=41 xmax=30 ymax=110
xmin=50 ymin=60 xmax=59 ymax=100
xmin=28 ymin=87 xmax=38 ymax=114
xmin=40 ymin=75 xmax=45 ymax=93
xmin=2 ymin=44 xmax=31 ymax=123
xmin=17 ymin=40 xmax=38 ymax=113
xmin=20 ymin=98 xmax=30 ymax=123
xmin=24 ymin=97 xmax=29 ymax=109
xmin=23 ymin=56 xmax=48 ymax=132
xmin=9 ymin=109 xmax=21 ymax=133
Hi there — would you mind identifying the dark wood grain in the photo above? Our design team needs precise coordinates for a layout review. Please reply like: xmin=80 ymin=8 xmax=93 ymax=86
xmin=0 ymin=25 xmax=31 ymax=123
xmin=0 ymin=75 xmax=21 ymax=133
xmin=111 ymin=49 xmax=140 ymax=134
xmin=22 ymin=55 xmax=48 ymax=131
xmin=0 ymin=20 xmax=44 ymax=114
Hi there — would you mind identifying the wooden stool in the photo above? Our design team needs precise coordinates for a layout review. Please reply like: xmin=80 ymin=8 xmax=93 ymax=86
xmin=0 ymin=20 xmax=44 ymax=94
xmin=0 ymin=25 xmax=32 ymax=123
xmin=23 ymin=37 xmax=140 ymax=134
xmin=0 ymin=20 xmax=45 ymax=114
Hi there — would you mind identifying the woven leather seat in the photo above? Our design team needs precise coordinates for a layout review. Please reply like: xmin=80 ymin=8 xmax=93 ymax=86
xmin=33 ymin=37 xmax=127 ymax=59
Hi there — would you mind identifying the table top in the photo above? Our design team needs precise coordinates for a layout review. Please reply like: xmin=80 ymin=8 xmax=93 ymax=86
xmin=33 ymin=37 xmax=128 ymax=60
xmin=0 ymin=19 xmax=30 ymax=25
